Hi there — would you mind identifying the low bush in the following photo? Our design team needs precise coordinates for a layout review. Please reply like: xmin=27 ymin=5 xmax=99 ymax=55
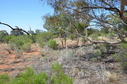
xmin=69 ymin=34 xmax=77 ymax=40
xmin=36 ymin=32 xmax=53 ymax=48
xmin=115 ymin=43 xmax=127 ymax=72
xmin=8 ymin=35 xmax=32 ymax=53
xmin=51 ymin=62 xmax=73 ymax=84
xmin=89 ymin=33 xmax=100 ymax=41
xmin=3 ymin=35 xmax=13 ymax=43
xmin=0 ymin=30 xmax=8 ymax=43
xmin=5 ymin=67 xmax=48 ymax=84
xmin=47 ymin=39 xmax=58 ymax=50
xmin=0 ymin=74 xmax=10 ymax=83
xmin=107 ymin=31 xmax=116 ymax=39
xmin=93 ymin=49 xmax=102 ymax=60
xmin=0 ymin=63 xmax=73 ymax=84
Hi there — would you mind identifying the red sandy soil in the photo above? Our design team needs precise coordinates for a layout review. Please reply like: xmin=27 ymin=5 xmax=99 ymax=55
xmin=0 ymin=39 xmax=83 ymax=75
xmin=0 ymin=43 xmax=41 ymax=75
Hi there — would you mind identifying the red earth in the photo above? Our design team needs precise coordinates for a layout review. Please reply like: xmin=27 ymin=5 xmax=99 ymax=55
xmin=0 ymin=43 xmax=41 ymax=75
xmin=0 ymin=39 xmax=83 ymax=75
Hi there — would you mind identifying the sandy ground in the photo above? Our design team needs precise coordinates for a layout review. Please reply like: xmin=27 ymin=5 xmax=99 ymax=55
xmin=0 ymin=43 xmax=41 ymax=75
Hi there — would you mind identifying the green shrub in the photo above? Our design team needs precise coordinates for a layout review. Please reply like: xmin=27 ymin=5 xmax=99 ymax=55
xmin=36 ymin=32 xmax=54 ymax=48
xmin=107 ymin=31 xmax=116 ymax=39
xmin=0 ymin=30 xmax=8 ymax=43
xmin=21 ymin=42 xmax=32 ymax=52
xmin=51 ymin=62 xmax=73 ymax=84
xmin=47 ymin=39 xmax=58 ymax=50
xmin=6 ymin=67 xmax=48 ymax=84
xmin=115 ymin=43 xmax=127 ymax=72
xmin=8 ymin=35 xmax=32 ymax=53
xmin=94 ymin=49 xmax=102 ymax=57
xmin=89 ymin=33 xmax=100 ymax=41
xmin=3 ymin=35 xmax=13 ymax=43
xmin=38 ymin=40 xmax=45 ymax=48
xmin=0 ymin=74 xmax=10 ymax=83
xmin=93 ymin=49 xmax=102 ymax=60
xmin=69 ymin=34 xmax=77 ymax=40
xmin=0 ymin=63 xmax=73 ymax=84
xmin=100 ymin=33 xmax=108 ymax=37
xmin=90 ymin=57 xmax=97 ymax=62
xmin=94 ymin=44 xmax=111 ymax=53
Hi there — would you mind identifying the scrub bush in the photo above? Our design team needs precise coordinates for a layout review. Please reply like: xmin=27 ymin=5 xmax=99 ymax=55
xmin=47 ymin=39 xmax=58 ymax=50
xmin=0 ymin=63 xmax=73 ymax=84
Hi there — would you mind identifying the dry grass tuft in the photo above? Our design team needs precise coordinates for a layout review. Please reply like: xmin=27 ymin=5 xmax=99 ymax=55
xmin=105 ymin=71 xmax=119 ymax=83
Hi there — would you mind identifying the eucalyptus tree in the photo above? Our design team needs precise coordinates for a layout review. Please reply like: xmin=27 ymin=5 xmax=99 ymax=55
xmin=43 ymin=13 xmax=71 ymax=46
xmin=42 ymin=0 xmax=91 ymax=36
xmin=43 ymin=9 xmax=91 ymax=46
xmin=42 ymin=0 xmax=127 ymax=43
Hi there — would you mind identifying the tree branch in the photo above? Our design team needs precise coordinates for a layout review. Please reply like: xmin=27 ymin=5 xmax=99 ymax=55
xmin=0 ymin=22 xmax=30 ymax=35
xmin=101 ymin=0 xmax=112 ymax=7
xmin=0 ymin=22 xmax=14 ymax=30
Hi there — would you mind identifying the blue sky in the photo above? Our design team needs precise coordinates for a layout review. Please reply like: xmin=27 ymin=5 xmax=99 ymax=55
xmin=0 ymin=0 xmax=54 ymax=33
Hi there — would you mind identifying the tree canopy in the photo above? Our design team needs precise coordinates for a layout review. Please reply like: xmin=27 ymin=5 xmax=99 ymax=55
xmin=41 ymin=0 xmax=127 ymax=43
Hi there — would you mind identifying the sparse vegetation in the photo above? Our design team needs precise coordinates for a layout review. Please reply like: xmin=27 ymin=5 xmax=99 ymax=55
xmin=8 ymin=35 xmax=32 ymax=53
xmin=1 ymin=0 xmax=127 ymax=84
xmin=115 ymin=43 xmax=127 ymax=72
xmin=105 ymin=71 xmax=119 ymax=83
xmin=0 ymin=73 xmax=10 ymax=83
xmin=47 ymin=39 xmax=58 ymax=50
xmin=0 ymin=63 xmax=73 ymax=84
xmin=51 ymin=62 xmax=73 ymax=84
xmin=36 ymin=32 xmax=54 ymax=48
xmin=89 ymin=33 xmax=100 ymax=41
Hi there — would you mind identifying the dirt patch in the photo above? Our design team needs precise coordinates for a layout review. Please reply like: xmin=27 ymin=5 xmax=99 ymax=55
xmin=0 ymin=43 xmax=41 ymax=75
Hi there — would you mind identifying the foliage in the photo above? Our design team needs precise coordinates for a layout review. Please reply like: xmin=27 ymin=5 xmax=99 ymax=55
xmin=43 ymin=8 xmax=90 ymax=39
xmin=0 ymin=74 xmax=10 ymax=83
xmin=107 ymin=31 xmax=116 ymax=39
xmin=35 ymin=29 xmax=43 ymax=34
xmin=3 ymin=35 xmax=13 ymax=43
xmin=94 ymin=49 xmax=102 ymax=56
xmin=4 ymin=67 xmax=48 ymax=84
xmin=115 ymin=43 xmax=127 ymax=72
xmin=41 ymin=0 xmax=127 ymax=44
xmin=0 ymin=63 xmax=73 ymax=84
xmin=90 ymin=57 xmax=97 ymax=62
xmin=69 ymin=34 xmax=77 ymax=40
xmin=8 ymin=35 xmax=32 ymax=53
xmin=74 ymin=23 xmax=88 ymax=35
xmin=87 ymin=28 xmax=99 ymax=36
xmin=51 ymin=62 xmax=73 ymax=84
xmin=93 ymin=49 xmax=102 ymax=60
xmin=21 ymin=42 xmax=32 ymax=52
xmin=100 ymin=27 xmax=109 ymax=34
xmin=0 ymin=30 xmax=8 ymax=43
xmin=89 ymin=33 xmax=100 ymax=41
xmin=47 ymin=39 xmax=58 ymax=50
xmin=10 ymin=30 xmax=24 ymax=36
xmin=36 ymin=31 xmax=54 ymax=48
xmin=91 ymin=44 xmax=112 ymax=61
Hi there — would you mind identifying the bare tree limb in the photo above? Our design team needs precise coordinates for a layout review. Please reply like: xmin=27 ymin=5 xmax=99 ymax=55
xmin=101 ymin=0 xmax=112 ymax=7
xmin=0 ymin=22 xmax=14 ymax=30
xmin=0 ymin=22 xmax=30 ymax=35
